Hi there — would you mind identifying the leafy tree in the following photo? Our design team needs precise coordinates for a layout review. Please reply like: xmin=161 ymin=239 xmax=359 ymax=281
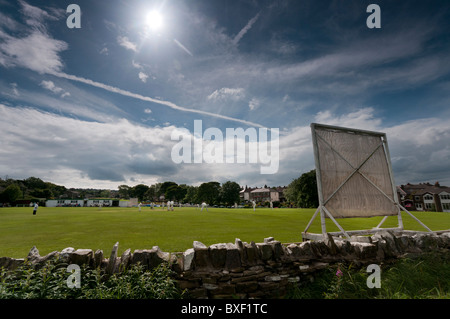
xmin=220 ymin=181 xmax=241 ymax=206
xmin=23 ymin=177 xmax=46 ymax=190
xmin=30 ymin=188 xmax=53 ymax=199
xmin=99 ymin=190 xmax=111 ymax=198
xmin=118 ymin=185 xmax=130 ymax=198
xmin=176 ymin=184 xmax=188 ymax=202
xmin=165 ymin=184 xmax=187 ymax=202
xmin=183 ymin=186 xmax=198 ymax=204
xmin=159 ymin=181 xmax=177 ymax=198
xmin=131 ymin=184 xmax=150 ymax=202
xmin=197 ymin=182 xmax=221 ymax=205
xmin=1 ymin=184 xmax=22 ymax=203
xmin=285 ymin=170 xmax=318 ymax=208
xmin=45 ymin=182 xmax=66 ymax=198
xmin=145 ymin=184 xmax=158 ymax=201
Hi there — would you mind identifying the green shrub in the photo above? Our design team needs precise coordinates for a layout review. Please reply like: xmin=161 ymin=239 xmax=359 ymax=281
xmin=0 ymin=262 xmax=186 ymax=299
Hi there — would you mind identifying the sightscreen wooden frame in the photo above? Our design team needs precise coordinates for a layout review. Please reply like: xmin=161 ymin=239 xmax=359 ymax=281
xmin=303 ymin=123 xmax=432 ymax=240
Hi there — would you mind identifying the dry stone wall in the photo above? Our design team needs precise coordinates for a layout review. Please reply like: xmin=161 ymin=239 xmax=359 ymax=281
xmin=1 ymin=231 xmax=450 ymax=298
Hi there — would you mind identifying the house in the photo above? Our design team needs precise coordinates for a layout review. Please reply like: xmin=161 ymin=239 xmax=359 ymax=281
xmin=239 ymin=186 xmax=255 ymax=202
xmin=46 ymin=199 xmax=84 ymax=207
xmin=46 ymin=198 xmax=122 ymax=207
xmin=250 ymin=188 xmax=277 ymax=203
xmin=399 ymin=182 xmax=450 ymax=212
xmin=239 ymin=185 xmax=287 ymax=204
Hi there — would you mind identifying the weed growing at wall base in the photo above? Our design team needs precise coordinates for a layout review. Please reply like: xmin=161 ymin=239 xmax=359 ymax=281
xmin=0 ymin=262 xmax=185 ymax=299
xmin=286 ymin=252 xmax=450 ymax=299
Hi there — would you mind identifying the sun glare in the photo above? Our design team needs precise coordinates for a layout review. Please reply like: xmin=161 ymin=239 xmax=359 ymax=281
xmin=146 ymin=10 xmax=163 ymax=31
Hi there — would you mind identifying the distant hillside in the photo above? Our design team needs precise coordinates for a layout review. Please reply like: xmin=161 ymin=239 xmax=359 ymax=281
xmin=0 ymin=176 xmax=118 ymax=205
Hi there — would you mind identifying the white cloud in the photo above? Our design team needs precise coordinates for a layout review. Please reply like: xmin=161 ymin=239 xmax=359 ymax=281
xmin=40 ymin=80 xmax=62 ymax=93
xmin=1 ymin=104 xmax=450 ymax=188
xmin=249 ymin=98 xmax=260 ymax=111
xmin=144 ymin=108 xmax=152 ymax=114
xmin=207 ymin=87 xmax=245 ymax=101
xmin=0 ymin=104 xmax=178 ymax=188
xmin=138 ymin=71 xmax=149 ymax=83
xmin=0 ymin=2 xmax=67 ymax=75
xmin=117 ymin=36 xmax=138 ymax=52
xmin=19 ymin=0 xmax=60 ymax=31
xmin=0 ymin=80 xmax=119 ymax=122
xmin=132 ymin=60 xmax=143 ymax=69
xmin=0 ymin=31 xmax=68 ymax=74
xmin=40 ymin=80 xmax=70 ymax=98
xmin=314 ymin=107 xmax=382 ymax=131
xmin=0 ymin=12 xmax=21 ymax=31
xmin=10 ymin=83 xmax=19 ymax=96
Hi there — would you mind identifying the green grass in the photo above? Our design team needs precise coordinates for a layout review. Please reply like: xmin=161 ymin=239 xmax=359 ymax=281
xmin=1 ymin=207 xmax=450 ymax=258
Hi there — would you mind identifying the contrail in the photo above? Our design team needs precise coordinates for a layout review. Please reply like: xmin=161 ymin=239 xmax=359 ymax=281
xmin=50 ymin=71 xmax=265 ymax=128
xmin=233 ymin=12 xmax=261 ymax=45
xmin=174 ymin=39 xmax=193 ymax=57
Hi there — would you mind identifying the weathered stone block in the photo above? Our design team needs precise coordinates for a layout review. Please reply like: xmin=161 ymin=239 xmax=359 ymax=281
xmin=0 ymin=257 xmax=24 ymax=271
xmin=59 ymin=247 xmax=75 ymax=263
xmin=203 ymin=283 xmax=219 ymax=290
xmin=236 ymin=281 xmax=258 ymax=293
xmin=235 ymin=238 xmax=247 ymax=264
xmin=286 ymin=243 xmax=300 ymax=259
xmin=183 ymin=248 xmax=195 ymax=271
xmin=257 ymin=243 xmax=273 ymax=261
xmin=120 ymin=248 xmax=131 ymax=271
xmin=310 ymin=240 xmax=329 ymax=257
xmin=265 ymin=275 xmax=281 ymax=282
xmin=352 ymin=242 xmax=377 ymax=260
xmin=131 ymin=249 xmax=151 ymax=267
xmin=194 ymin=242 xmax=210 ymax=269
xmin=244 ymin=242 xmax=259 ymax=265
xmin=26 ymin=246 xmax=40 ymax=263
xmin=94 ymin=249 xmax=103 ymax=268
xmin=210 ymin=243 xmax=227 ymax=268
xmin=193 ymin=241 xmax=207 ymax=249
xmin=325 ymin=233 xmax=339 ymax=255
xmin=71 ymin=249 xmax=93 ymax=266
xmin=297 ymin=241 xmax=314 ymax=258
xmin=149 ymin=246 xmax=172 ymax=268
xmin=271 ymin=241 xmax=283 ymax=259
xmin=177 ymin=277 xmax=202 ymax=290
xmin=106 ymin=242 xmax=119 ymax=274
xmin=41 ymin=251 xmax=59 ymax=264
xmin=225 ymin=243 xmax=242 ymax=270
xmin=258 ymin=281 xmax=279 ymax=290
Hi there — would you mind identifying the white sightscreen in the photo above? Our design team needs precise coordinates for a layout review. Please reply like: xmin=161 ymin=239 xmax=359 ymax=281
xmin=311 ymin=123 xmax=398 ymax=218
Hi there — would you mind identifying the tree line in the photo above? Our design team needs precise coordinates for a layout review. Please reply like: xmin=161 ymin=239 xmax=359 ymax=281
xmin=118 ymin=181 xmax=242 ymax=206
xmin=1 ymin=170 xmax=319 ymax=208
xmin=0 ymin=177 xmax=67 ymax=204
xmin=0 ymin=177 xmax=242 ymax=207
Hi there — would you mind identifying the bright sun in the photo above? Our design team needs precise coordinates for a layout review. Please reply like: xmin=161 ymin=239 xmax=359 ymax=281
xmin=146 ymin=10 xmax=163 ymax=31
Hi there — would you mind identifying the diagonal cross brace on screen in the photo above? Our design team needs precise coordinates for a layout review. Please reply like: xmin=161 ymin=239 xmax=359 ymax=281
xmin=303 ymin=123 xmax=432 ymax=241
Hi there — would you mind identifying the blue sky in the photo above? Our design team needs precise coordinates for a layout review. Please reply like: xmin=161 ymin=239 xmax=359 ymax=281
xmin=0 ymin=0 xmax=449 ymax=189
